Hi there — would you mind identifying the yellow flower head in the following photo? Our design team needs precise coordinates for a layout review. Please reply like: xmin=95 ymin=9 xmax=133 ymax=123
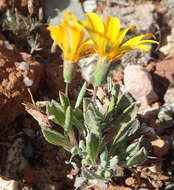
xmin=47 ymin=12 xmax=94 ymax=63
xmin=81 ymin=13 xmax=158 ymax=62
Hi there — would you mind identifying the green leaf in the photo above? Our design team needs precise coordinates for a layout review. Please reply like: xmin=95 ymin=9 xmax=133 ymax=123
xmin=126 ymin=136 xmax=144 ymax=158
xmin=84 ymin=103 xmax=103 ymax=136
xmin=114 ymin=93 xmax=134 ymax=117
xmin=111 ymin=84 xmax=120 ymax=96
xmin=47 ymin=100 xmax=65 ymax=127
xmin=72 ymin=115 xmax=85 ymax=135
xmin=109 ymin=103 xmax=138 ymax=154
xmin=100 ymin=147 xmax=108 ymax=163
xmin=75 ymin=81 xmax=87 ymax=108
xmin=79 ymin=140 xmax=86 ymax=151
xmin=86 ymin=133 xmax=101 ymax=164
xmin=64 ymin=106 xmax=72 ymax=135
xmin=59 ymin=91 xmax=70 ymax=109
xmin=71 ymin=108 xmax=85 ymax=134
xmin=112 ymin=103 xmax=138 ymax=135
xmin=42 ymin=128 xmax=71 ymax=150
xmin=127 ymin=119 xmax=140 ymax=137
xmin=103 ymin=169 xmax=112 ymax=179
xmin=82 ymin=169 xmax=104 ymax=180
xmin=109 ymin=155 xmax=120 ymax=167
xmin=83 ymin=98 xmax=91 ymax=114
xmin=100 ymin=147 xmax=109 ymax=168
xmin=126 ymin=147 xmax=147 ymax=167
xmin=107 ymin=95 xmax=116 ymax=115
xmin=73 ymin=108 xmax=83 ymax=119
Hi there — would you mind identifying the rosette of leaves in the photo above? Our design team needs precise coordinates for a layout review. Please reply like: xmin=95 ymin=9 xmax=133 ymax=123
xmin=39 ymin=83 xmax=147 ymax=188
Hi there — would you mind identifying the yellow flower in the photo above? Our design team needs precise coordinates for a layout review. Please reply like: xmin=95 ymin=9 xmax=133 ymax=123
xmin=47 ymin=12 xmax=94 ymax=83
xmin=82 ymin=13 xmax=158 ymax=62
xmin=81 ymin=13 xmax=158 ymax=86
xmin=47 ymin=12 xmax=94 ymax=63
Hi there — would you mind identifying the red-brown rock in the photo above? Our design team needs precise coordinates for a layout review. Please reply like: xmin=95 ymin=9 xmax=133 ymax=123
xmin=151 ymin=138 xmax=170 ymax=157
xmin=0 ymin=34 xmax=42 ymax=126
xmin=151 ymin=58 xmax=174 ymax=100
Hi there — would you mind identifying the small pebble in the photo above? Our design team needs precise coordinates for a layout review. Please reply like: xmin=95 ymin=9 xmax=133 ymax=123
xmin=4 ymin=41 xmax=14 ymax=50
xmin=83 ymin=0 xmax=97 ymax=12
xmin=18 ymin=62 xmax=29 ymax=71
xmin=151 ymin=138 xmax=170 ymax=157
xmin=23 ymin=77 xmax=33 ymax=87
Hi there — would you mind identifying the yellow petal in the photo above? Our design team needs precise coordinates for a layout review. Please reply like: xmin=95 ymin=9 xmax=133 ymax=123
xmin=60 ymin=25 xmax=70 ymax=54
xmin=68 ymin=24 xmax=86 ymax=62
xmin=47 ymin=25 xmax=66 ymax=50
xmin=77 ymin=38 xmax=95 ymax=58
xmin=108 ymin=49 xmax=123 ymax=62
xmin=47 ymin=26 xmax=60 ymax=44
xmin=122 ymin=33 xmax=155 ymax=47
xmin=64 ymin=11 xmax=78 ymax=26
xmin=85 ymin=13 xmax=104 ymax=35
xmin=136 ymin=39 xmax=159 ymax=45
xmin=135 ymin=44 xmax=150 ymax=51
xmin=84 ymin=13 xmax=105 ymax=54
xmin=104 ymin=16 xmax=120 ymax=50
xmin=116 ymin=25 xmax=136 ymax=46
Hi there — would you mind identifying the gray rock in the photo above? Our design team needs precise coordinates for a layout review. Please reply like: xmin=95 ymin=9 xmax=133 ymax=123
xmin=45 ymin=0 xmax=85 ymax=26
xmin=124 ymin=65 xmax=158 ymax=105
xmin=18 ymin=62 xmax=29 ymax=71
xmin=83 ymin=0 xmax=97 ymax=13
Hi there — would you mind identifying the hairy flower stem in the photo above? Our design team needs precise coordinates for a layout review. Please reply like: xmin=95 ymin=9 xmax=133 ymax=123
xmin=65 ymin=83 xmax=69 ymax=96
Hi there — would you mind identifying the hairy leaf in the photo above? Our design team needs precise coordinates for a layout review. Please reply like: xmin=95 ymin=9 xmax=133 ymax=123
xmin=126 ymin=147 xmax=147 ymax=167
xmin=84 ymin=104 xmax=102 ymax=136
xmin=64 ymin=106 xmax=72 ymax=135
xmin=42 ymin=128 xmax=71 ymax=150
xmin=75 ymin=81 xmax=87 ymax=108
xmin=86 ymin=133 xmax=101 ymax=164
xmin=59 ymin=91 xmax=70 ymax=109
xmin=47 ymin=100 xmax=65 ymax=127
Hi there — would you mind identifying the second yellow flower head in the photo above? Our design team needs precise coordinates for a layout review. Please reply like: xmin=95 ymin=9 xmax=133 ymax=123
xmin=81 ymin=13 xmax=158 ymax=62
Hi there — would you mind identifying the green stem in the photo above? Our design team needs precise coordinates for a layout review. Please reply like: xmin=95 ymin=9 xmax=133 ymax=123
xmin=65 ymin=83 xmax=69 ymax=96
